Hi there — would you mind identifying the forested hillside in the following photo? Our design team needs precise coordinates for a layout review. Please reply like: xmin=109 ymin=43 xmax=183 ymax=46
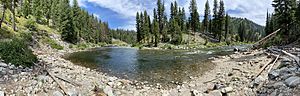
xmin=136 ymin=0 xmax=265 ymax=47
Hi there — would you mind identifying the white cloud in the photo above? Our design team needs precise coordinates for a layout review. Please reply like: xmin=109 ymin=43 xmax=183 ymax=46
xmin=182 ymin=0 xmax=273 ymax=26
xmin=78 ymin=0 xmax=274 ymax=30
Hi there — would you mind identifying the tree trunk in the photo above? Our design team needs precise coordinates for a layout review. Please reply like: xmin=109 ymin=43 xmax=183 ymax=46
xmin=0 ymin=6 xmax=6 ymax=28
xmin=12 ymin=0 xmax=16 ymax=31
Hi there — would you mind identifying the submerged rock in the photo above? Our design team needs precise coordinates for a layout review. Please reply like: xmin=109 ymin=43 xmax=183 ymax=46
xmin=284 ymin=76 xmax=300 ymax=87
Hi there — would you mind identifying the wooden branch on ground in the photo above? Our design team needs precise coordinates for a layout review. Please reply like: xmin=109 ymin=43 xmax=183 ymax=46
xmin=282 ymin=50 xmax=300 ymax=66
xmin=55 ymin=75 xmax=82 ymax=87
xmin=203 ymin=77 xmax=220 ymax=84
xmin=46 ymin=69 xmax=68 ymax=95
xmin=267 ymin=55 xmax=280 ymax=73
xmin=254 ymin=57 xmax=276 ymax=79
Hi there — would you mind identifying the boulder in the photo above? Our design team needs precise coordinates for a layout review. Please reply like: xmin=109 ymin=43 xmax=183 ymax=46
xmin=254 ymin=76 xmax=266 ymax=85
xmin=268 ymin=70 xmax=280 ymax=80
xmin=284 ymin=76 xmax=300 ymax=87
xmin=272 ymin=82 xmax=286 ymax=88
xmin=0 ymin=62 xmax=7 ymax=67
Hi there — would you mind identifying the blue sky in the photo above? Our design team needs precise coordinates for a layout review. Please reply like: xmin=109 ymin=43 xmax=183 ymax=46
xmin=73 ymin=0 xmax=274 ymax=30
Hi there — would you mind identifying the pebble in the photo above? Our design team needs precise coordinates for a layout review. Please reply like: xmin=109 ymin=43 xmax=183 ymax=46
xmin=104 ymin=86 xmax=114 ymax=96
xmin=67 ymin=88 xmax=79 ymax=96
xmin=208 ymin=90 xmax=222 ymax=96
xmin=53 ymin=91 xmax=64 ymax=96
xmin=221 ymin=87 xmax=234 ymax=93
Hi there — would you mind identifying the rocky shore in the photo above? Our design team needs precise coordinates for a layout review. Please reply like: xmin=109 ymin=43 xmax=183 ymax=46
xmin=1 ymin=34 xmax=300 ymax=96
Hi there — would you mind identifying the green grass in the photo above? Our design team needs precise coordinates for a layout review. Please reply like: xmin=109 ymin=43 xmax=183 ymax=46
xmin=42 ymin=37 xmax=64 ymax=50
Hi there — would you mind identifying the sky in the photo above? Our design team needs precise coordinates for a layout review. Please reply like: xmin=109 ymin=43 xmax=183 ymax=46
xmin=74 ymin=0 xmax=274 ymax=30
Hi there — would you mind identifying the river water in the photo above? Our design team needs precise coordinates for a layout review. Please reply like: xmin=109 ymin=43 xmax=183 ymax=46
xmin=65 ymin=46 xmax=250 ymax=88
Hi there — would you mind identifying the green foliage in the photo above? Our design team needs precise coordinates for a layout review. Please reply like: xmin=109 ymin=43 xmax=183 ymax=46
xmin=24 ymin=18 xmax=37 ymax=31
xmin=42 ymin=37 xmax=64 ymax=50
xmin=0 ymin=37 xmax=37 ymax=67
xmin=189 ymin=0 xmax=200 ymax=33
xmin=203 ymin=0 xmax=210 ymax=33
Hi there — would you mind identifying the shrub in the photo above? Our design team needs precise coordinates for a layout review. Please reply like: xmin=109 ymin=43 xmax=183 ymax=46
xmin=24 ymin=18 xmax=37 ymax=31
xmin=42 ymin=37 xmax=64 ymax=50
xmin=0 ymin=38 xmax=38 ymax=67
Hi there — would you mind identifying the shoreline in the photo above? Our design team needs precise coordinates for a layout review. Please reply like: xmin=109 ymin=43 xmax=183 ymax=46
xmin=0 ymin=41 xmax=295 ymax=96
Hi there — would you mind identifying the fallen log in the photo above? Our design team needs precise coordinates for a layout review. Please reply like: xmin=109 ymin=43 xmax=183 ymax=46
xmin=55 ymin=75 xmax=82 ymax=87
xmin=282 ymin=50 xmax=300 ymax=67
xmin=253 ymin=29 xmax=281 ymax=49
xmin=47 ymin=70 xmax=68 ymax=95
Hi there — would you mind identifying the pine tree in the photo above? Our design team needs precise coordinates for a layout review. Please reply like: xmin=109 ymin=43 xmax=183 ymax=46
xmin=212 ymin=0 xmax=218 ymax=38
xmin=217 ymin=0 xmax=225 ymax=42
xmin=50 ymin=0 xmax=59 ymax=27
xmin=189 ymin=0 xmax=200 ymax=39
xmin=180 ymin=7 xmax=186 ymax=33
xmin=153 ymin=8 xmax=159 ymax=47
xmin=32 ymin=0 xmax=42 ymax=22
xmin=59 ymin=0 xmax=76 ymax=43
xmin=22 ymin=0 xmax=31 ymax=18
xmin=224 ymin=13 xmax=230 ymax=42
xmin=157 ymin=0 xmax=167 ymax=42
xmin=272 ymin=0 xmax=297 ymax=36
xmin=203 ymin=0 xmax=210 ymax=33
xmin=296 ymin=2 xmax=300 ymax=23
xmin=265 ymin=10 xmax=270 ymax=35
xmin=72 ymin=0 xmax=81 ymax=43
xmin=238 ymin=22 xmax=245 ymax=42
xmin=136 ymin=12 xmax=142 ymax=42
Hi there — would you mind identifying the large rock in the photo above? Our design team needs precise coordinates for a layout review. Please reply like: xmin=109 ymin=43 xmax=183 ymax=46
xmin=284 ymin=76 xmax=300 ymax=87
xmin=268 ymin=70 xmax=280 ymax=80
xmin=0 ymin=91 xmax=4 ymax=96
xmin=254 ymin=76 xmax=266 ymax=85
xmin=0 ymin=62 xmax=7 ymax=67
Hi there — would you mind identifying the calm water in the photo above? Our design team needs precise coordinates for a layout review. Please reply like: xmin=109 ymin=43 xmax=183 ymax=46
xmin=65 ymin=46 xmax=248 ymax=88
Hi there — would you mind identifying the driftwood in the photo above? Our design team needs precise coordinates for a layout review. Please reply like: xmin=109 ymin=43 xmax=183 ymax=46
xmin=254 ymin=57 xmax=276 ymax=79
xmin=203 ymin=77 xmax=220 ymax=84
xmin=47 ymin=70 xmax=68 ymax=95
xmin=267 ymin=55 xmax=280 ymax=73
xmin=282 ymin=50 xmax=300 ymax=66
xmin=55 ymin=75 xmax=82 ymax=87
